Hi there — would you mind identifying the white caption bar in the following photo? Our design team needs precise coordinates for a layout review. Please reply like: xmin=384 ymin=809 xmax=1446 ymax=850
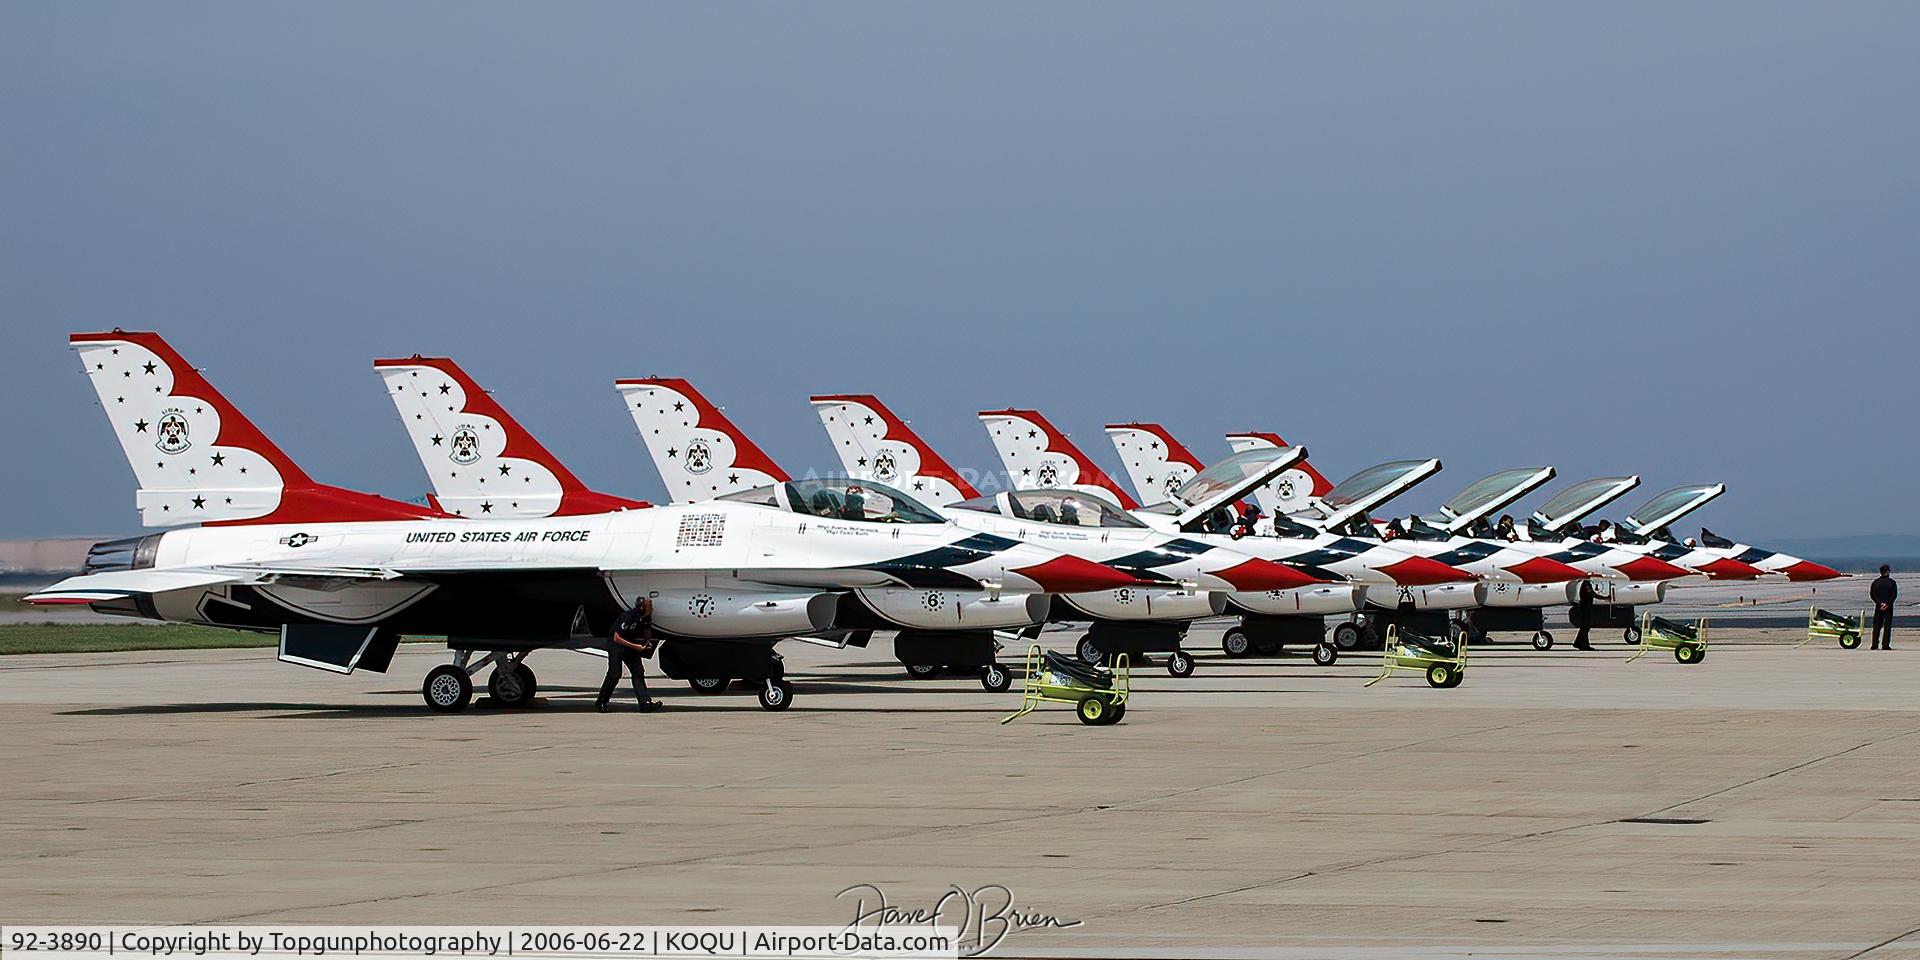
xmin=0 ymin=927 xmax=959 ymax=960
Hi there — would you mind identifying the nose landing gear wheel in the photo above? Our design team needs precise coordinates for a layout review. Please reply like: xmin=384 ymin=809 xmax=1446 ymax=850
xmin=980 ymin=662 xmax=1012 ymax=692
xmin=1312 ymin=643 xmax=1338 ymax=666
xmin=487 ymin=664 xmax=537 ymax=707
xmin=1624 ymin=626 xmax=1643 ymax=645
xmin=1532 ymin=631 xmax=1555 ymax=651
xmin=1222 ymin=628 xmax=1251 ymax=658
xmin=688 ymin=676 xmax=730 ymax=695
xmin=423 ymin=665 xmax=472 ymax=713
xmin=1166 ymin=649 xmax=1196 ymax=678
xmin=757 ymin=680 xmax=794 ymax=711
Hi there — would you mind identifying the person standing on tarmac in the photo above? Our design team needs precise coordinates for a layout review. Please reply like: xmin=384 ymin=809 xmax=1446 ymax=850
xmin=1572 ymin=578 xmax=1596 ymax=650
xmin=598 ymin=598 xmax=664 ymax=712
xmin=1871 ymin=565 xmax=1898 ymax=650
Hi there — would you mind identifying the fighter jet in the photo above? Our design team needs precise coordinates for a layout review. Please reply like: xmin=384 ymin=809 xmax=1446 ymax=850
xmin=619 ymin=381 xmax=1324 ymax=677
xmin=1515 ymin=478 xmax=1766 ymax=582
xmin=1604 ymin=484 xmax=1842 ymax=582
xmin=28 ymin=332 xmax=1137 ymax=713
xmin=378 ymin=355 xmax=1122 ymax=693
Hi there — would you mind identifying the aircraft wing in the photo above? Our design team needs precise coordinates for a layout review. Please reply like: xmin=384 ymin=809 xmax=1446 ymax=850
xmin=26 ymin=568 xmax=251 ymax=605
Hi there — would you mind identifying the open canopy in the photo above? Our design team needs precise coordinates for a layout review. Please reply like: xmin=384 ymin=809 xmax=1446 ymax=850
xmin=1162 ymin=446 xmax=1307 ymax=530
xmin=1423 ymin=466 xmax=1556 ymax=533
xmin=1293 ymin=458 xmax=1442 ymax=530
xmin=950 ymin=488 xmax=1146 ymax=529
xmin=1530 ymin=476 xmax=1639 ymax=533
xmin=1625 ymin=483 xmax=1726 ymax=535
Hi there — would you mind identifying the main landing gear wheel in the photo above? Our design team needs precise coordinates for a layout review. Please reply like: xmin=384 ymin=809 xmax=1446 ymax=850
xmin=1331 ymin=623 xmax=1362 ymax=650
xmin=487 ymin=664 xmax=537 ymax=708
xmin=688 ymin=676 xmax=731 ymax=695
xmin=1167 ymin=649 xmax=1196 ymax=678
xmin=980 ymin=662 xmax=1012 ymax=693
xmin=1222 ymin=628 xmax=1251 ymax=658
xmin=1312 ymin=643 xmax=1338 ymax=666
xmin=1624 ymin=626 xmax=1643 ymax=645
xmin=1675 ymin=646 xmax=1705 ymax=664
xmin=1426 ymin=663 xmax=1459 ymax=688
xmin=1532 ymin=631 xmax=1555 ymax=651
xmin=757 ymin=680 xmax=795 ymax=711
xmin=1076 ymin=697 xmax=1120 ymax=725
xmin=423 ymin=665 xmax=472 ymax=713
xmin=1840 ymin=632 xmax=1862 ymax=650
xmin=1076 ymin=636 xmax=1104 ymax=665
xmin=1254 ymin=639 xmax=1283 ymax=656
xmin=904 ymin=663 xmax=941 ymax=679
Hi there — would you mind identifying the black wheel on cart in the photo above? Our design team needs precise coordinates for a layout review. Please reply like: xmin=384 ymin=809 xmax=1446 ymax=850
xmin=1532 ymin=631 xmax=1555 ymax=651
xmin=1441 ymin=668 xmax=1465 ymax=688
xmin=1425 ymin=663 xmax=1456 ymax=688
xmin=1102 ymin=702 xmax=1127 ymax=725
xmin=423 ymin=665 xmax=472 ymax=713
xmin=1167 ymin=649 xmax=1196 ymax=678
xmin=1675 ymin=645 xmax=1704 ymax=664
xmin=1076 ymin=697 xmax=1110 ymax=725
xmin=757 ymin=680 xmax=795 ymax=711
xmin=1222 ymin=628 xmax=1251 ymax=658
xmin=980 ymin=662 xmax=1012 ymax=692
xmin=1312 ymin=643 xmax=1338 ymax=666
xmin=1839 ymin=632 xmax=1862 ymax=650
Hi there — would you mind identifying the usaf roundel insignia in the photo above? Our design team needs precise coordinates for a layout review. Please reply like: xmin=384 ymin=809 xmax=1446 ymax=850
xmin=155 ymin=409 xmax=192 ymax=455
xmin=449 ymin=426 xmax=481 ymax=465
xmin=684 ymin=439 xmax=713 ymax=474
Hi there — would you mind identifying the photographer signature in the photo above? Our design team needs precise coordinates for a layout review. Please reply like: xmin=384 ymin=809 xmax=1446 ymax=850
xmin=837 ymin=882 xmax=1081 ymax=957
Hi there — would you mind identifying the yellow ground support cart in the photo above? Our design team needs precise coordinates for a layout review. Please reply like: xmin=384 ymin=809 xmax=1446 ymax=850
xmin=1365 ymin=624 xmax=1467 ymax=688
xmin=1001 ymin=645 xmax=1131 ymax=725
xmin=1627 ymin=613 xmax=1709 ymax=664
xmin=1801 ymin=605 xmax=1865 ymax=650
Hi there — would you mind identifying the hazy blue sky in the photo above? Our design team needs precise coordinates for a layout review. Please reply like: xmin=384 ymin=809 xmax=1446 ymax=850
xmin=3 ymin=2 xmax=1914 ymax=540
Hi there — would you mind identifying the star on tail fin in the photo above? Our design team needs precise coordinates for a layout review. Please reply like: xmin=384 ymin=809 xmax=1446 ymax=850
xmin=616 ymin=378 xmax=788 ymax=502
xmin=70 ymin=330 xmax=446 ymax=527
xmin=376 ymin=356 xmax=648 ymax=518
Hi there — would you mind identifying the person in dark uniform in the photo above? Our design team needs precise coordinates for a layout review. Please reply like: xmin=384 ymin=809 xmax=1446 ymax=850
xmin=1871 ymin=565 xmax=1897 ymax=650
xmin=598 ymin=598 xmax=663 ymax=712
xmin=1572 ymin=578 xmax=1596 ymax=650
xmin=1493 ymin=514 xmax=1518 ymax=542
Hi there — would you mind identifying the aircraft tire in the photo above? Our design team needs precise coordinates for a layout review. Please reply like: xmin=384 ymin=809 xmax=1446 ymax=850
xmin=1254 ymin=638 xmax=1283 ymax=656
xmin=904 ymin=663 xmax=941 ymax=679
xmin=1532 ymin=631 xmax=1554 ymax=651
xmin=1624 ymin=626 xmax=1643 ymax=645
xmin=688 ymin=677 xmax=731 ymax=695
xmin=1076 ymin=636 xmax=1104 ymax=665
xmin=757 ymin=680 xmax=794 ymax=711
xmin=423 ymin=665 xmax=472 ymax=713
xmin=1331 ymin=623 xmax=1362 ymax=649
xmin=487 ymin=664 xmax=536 ymax=707
xmin=980 ymin=662 xmax=1012 ymax=693
xmin=1167 ymin=649 xmax=1196 ymax=678
xmin=1222 ymin=628 xmax=1251 ymax=658
xmin=1312 ymin=643 xmax=1338 ymax=666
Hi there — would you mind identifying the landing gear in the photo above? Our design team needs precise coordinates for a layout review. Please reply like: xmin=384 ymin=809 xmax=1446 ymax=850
xmin=757 ymin=679 xmax=795 ymax=711
xmin=980 ymin=662 xmax=1012 ymax=692
xmin=1222 ymin=628 xmax=1252 ymax=658
xmin=423 ymin=665 xmax=472 ymax=713
xmin=905 ymin=662 xmax=941 ymax=679
xmin=1532 ymin=631 xmax=1555 ymax=651
xmin=1254 ymin=638 xmax=1284 ymax=656
xmin=1076 ymin=636 xmax=1104 ymax=665
xmin=1167 ymin=649 xmax=1196 ymax=678
xmin=486 ymin=663 xmax=537 ymax=708
xmin=688 ymin=676 xmax=731 ymax=695
xmin=1624 ymin=625 xmax=1643 ymax=645
xmin=1312 ymin=643 xmax=1338 ymax=666
xmin=1331 ymin=622 xmax=1363 ymax=650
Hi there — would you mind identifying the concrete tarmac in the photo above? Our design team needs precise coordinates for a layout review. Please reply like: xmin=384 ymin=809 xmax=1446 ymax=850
xmin=2 ymin=622 xmax=1918 ymax=959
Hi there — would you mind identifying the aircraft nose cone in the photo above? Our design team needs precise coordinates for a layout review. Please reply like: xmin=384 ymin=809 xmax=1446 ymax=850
xmin=1615 ymin=555 xmax=1691 ymax=582
xmin=1783 ymin=559 xmax=1845 ymax=582
xmin=1698 ymin=557 xmax=1766 ymax=580
xmin=1011 ymin=555 xmax=1143 ymax=593
xmin=1502 ymin=556 xmax=1587 ymax=583
xmin=1206 ymin=558 xmax=1326 ymax=591
xmin=1378 ymin=555 xmax=1477 ymax=585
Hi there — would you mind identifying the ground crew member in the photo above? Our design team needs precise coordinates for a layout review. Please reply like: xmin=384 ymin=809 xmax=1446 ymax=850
xmin=598 ymin=597 xmax=663 ymax=712
xmin=1872 ymin=565 xmax=1897 ymax=650
xmin=1572 ymin=578 xmax=1596 ymax=650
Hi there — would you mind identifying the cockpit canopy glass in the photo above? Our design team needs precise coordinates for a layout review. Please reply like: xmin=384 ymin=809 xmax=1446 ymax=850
xmin=1626 ymin=485 xmax=1721 ymax=528
xmin=721 ymin=477 xmax=945 ymax=524
xmin=1322 ymin=460 xmax=1429 ymax=511
xmin=1535 ymin=477 xmax=1633 ymax=524
xmin=1436 ymin=467 xmax=1550 ymax=521
xmin=1173 ymin=448 xmax=1298 ymax=509
xmin=953 ymin=489 xmax=1145 ymax=528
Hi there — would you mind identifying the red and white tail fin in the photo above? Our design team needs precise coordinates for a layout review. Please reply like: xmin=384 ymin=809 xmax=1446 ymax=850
xmin=376 ymin=356 xmax=648 ymax=518
xmin=1226 ymin=431 xmax=1333 ymax=516
xmin=1105 ymin=423 xmax=1205 ymax=505
xmin=809 ymin=395 xmax=980 ymax=506
xmin=70 ymin=330 xmax=446 ymax=527
xmin=978 ymin=409 xmax=1140 ymax=509
xmin=615 ymin=378 xmax=788 ymax=502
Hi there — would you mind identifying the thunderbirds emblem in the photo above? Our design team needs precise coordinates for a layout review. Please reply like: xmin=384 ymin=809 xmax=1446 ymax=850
xmin=1036 ymin=463 xmax=1059 ymax=487
xmin=448 ymin=426 xmax=481 ymax=465
xmin=873 ymin=451 xmax=898 ymax=482
xmin=155 ymin=409 xmax=191 ymax=455
xmin=684 ymin=439 xmax=713 ymax=474
xmin=1163 ymin=474 xmax=1184 ymax=498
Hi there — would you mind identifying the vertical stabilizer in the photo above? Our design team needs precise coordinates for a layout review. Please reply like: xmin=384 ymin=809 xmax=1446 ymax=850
xmin=978 ymin=409 xmax=1139 ymax=509
xmin=616 ymin=378 xmax=788 ymax=502
xmin=1226 ymin=431 xmax=1333 ymax=516
xmin=1105 ymin=423 xmax=1205 ymax=505
xmin=810 ymin=395 xmax=980 ymax=505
